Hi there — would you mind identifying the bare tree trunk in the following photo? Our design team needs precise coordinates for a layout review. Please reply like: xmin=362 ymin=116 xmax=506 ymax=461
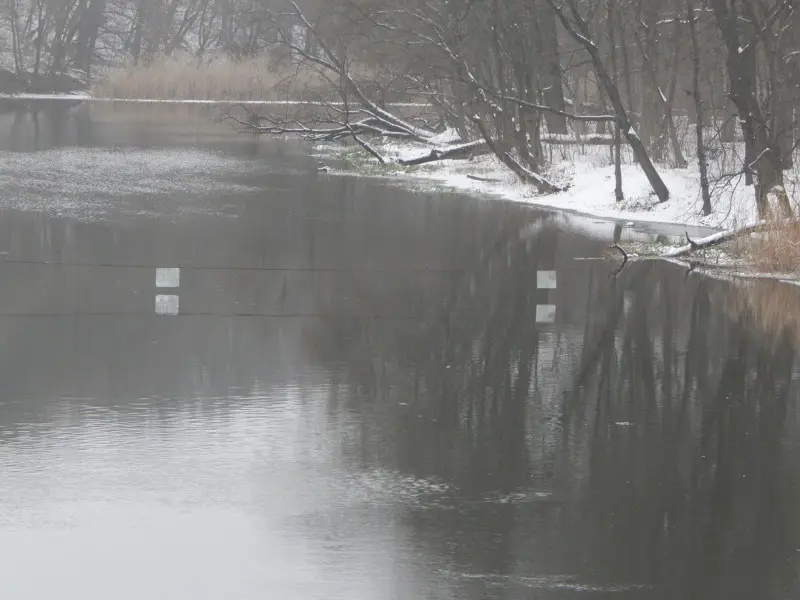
xmin=32 ymin=0 xmax=47 ymax=76
xmin=473 ymin=116 xmax=562 ymax=193
xmin=537 ymin=2 xmax=568 ymax=134
xmin=786 ymin=14 xmax=800 ymax=168
xmin=630 ymin=14 xmax=687 ymax=167
xmin=132 ymin=0 xmax=147 ymax=66
xmin=607 ymin=0 xmax=623 ymax=201
xmin=689 ymin=0 xmax=712 ymax=215
xmin=771 ymin=30 xmax=796 ymax=169
xmin=75 ymin=0 xmax=107 ymax=76
xmin=708 ymin=0 xmax=788 ymax=216
xmin=664 ymin=22 xmax=688 ymax=169
xmin=774 ymin=94 xmax=795 ymax=169
xmin=720 ymin=65 xmax=737 ymax=142
xmin=9 ymin=0 xmax=24 ymax=75
xmin=635 ymin=0 xmax=661 ymax=155
xmin=618 ymin=19 xmax=637 ymax=164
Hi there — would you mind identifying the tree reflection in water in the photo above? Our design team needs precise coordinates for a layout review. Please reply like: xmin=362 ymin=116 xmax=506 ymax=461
xmin=306 ymin=222 xmax=800 ymax=599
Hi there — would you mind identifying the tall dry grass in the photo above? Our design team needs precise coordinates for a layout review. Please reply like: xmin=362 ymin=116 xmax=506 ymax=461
xmin=92 ymin=55 xmax=329 ymax=100
xmin=732 ymin=219 xmax=800 ymax=273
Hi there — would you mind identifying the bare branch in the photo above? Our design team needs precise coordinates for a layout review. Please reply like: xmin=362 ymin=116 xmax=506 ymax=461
xmin=348 ymin=128 xmax=388 ymax=164
xmin=502 ymin=96 xmax=616 ymax=122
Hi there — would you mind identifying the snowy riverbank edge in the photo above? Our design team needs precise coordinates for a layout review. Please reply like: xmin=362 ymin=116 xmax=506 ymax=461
xmin=316 ymin=136 xmax=782 ymax=232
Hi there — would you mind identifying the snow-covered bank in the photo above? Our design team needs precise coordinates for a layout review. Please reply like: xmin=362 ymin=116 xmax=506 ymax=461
xmin=319 ymin=136 xmax=800 ymax=231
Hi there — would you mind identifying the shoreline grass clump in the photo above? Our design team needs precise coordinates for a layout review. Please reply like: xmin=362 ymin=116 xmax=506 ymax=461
xmin=731 ymin=217 xmax=800 ymax=274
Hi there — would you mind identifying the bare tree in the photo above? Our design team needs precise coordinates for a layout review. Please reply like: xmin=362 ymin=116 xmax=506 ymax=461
xmin=0 ymin=0 xmax=795 ymax=219
xmin=688 ymin=0 xmax=712 ymax=215
xmin=545 ymin=0 xmax=671 ymax=202
xmin=708 ymin=0 xmax=794 ymax=215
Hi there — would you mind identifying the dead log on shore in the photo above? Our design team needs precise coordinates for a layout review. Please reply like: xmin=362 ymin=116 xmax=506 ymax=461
xmin=396 ymin=140 xmax=490 ymax=165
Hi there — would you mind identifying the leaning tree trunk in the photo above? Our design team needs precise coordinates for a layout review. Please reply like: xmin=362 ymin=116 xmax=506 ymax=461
xmin=473 ymin=116 xmax=562 ymax=194
xmin=771 ymin=31 xmax=796 ymax=169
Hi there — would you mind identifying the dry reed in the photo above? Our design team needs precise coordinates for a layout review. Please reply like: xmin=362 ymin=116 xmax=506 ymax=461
xmin=92 ymin=55 xmax=329 ymax=100
xmin=732 ymin=219 xmax=800 ymax=273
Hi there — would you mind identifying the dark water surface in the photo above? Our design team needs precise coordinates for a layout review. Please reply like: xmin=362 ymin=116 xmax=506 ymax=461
xmin=1 ymin=102 xmax=799 ymax=599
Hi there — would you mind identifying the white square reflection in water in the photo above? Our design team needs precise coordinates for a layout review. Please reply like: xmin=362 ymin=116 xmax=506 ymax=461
xmin=537 ymin=270 xmax=557 ymax=289
xmin=156 ymin=268 xmax=180 ymax=288
xmin=155 ymin=295 xmax=180 ymax=315
xmin=536 ymin=304 xmax=556 ymax=324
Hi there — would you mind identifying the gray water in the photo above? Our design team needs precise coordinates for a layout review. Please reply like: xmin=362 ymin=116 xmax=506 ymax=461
xmin=1 ymin=101 xmax=799 ymax=599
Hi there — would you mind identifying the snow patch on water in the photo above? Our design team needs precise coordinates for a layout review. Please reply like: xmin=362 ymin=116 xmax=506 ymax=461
xmin=0 ymin=147 xmax=259 ymax=219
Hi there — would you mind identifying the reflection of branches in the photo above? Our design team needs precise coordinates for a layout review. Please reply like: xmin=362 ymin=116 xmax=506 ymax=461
xmin=562 ymin=261 xmax=654 ymax=424
xmin=304 ymin=213 xmax=800 ymax=594
xmin=608 ymin=243 xmax=628 ymax=277
xmin=563 ymin=261 xmax=800 ymax=593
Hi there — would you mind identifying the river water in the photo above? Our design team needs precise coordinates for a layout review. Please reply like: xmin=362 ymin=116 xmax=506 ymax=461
xmin=0 ymin=101 xmax=799 ymax=599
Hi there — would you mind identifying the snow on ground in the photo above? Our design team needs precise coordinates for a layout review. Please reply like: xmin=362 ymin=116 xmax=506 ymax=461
xmin=358 ymin=138 xmax=769 ymax=231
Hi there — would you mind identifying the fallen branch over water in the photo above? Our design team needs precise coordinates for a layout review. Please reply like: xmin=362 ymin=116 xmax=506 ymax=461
xmin=610 ymin=219 xmax=800 ymax=277
xmin=663 ymin=220 xmax=770 ymax=257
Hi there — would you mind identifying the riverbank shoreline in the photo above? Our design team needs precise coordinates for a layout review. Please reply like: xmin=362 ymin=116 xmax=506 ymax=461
xmin=315 ymin=137 xmax=756 ymax=230
xmin=314 ymin=138 xmax=800 ymax=282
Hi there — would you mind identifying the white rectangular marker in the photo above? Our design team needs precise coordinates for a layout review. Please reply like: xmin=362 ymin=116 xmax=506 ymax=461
xmin=155 ymin=295 xmax=180 ymax=315
xmin=536 ymin=304 xmax=556 ymax=324
xmin=537 ymin=271 xmax=557 ymax=289
xmin=156 ymin=268 xmax=180 ymax=288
